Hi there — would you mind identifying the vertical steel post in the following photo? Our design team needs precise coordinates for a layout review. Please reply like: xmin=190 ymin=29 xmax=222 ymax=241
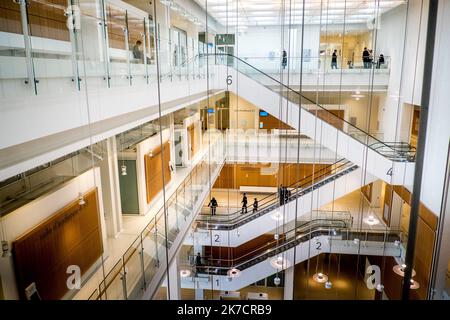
xmin=402 ymin=0 xmax=439 ymax=300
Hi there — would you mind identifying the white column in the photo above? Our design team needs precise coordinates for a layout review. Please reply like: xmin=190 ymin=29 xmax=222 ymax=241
xmin=102 ymin=136 xmax=123 ymax=237
xmin=195 ymin=287 xmax=204 ymax=300
xmin=168 ymin=257 xmax=180 ymax=300
xmin=169 ymin=113 xmax=177 ymax=175
xmin=283 ymin=267 xmax=295 ymax=300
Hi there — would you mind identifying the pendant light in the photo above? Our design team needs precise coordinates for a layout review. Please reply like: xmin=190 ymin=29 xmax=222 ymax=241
xmin=120 ymin=133 xmax=127 ymax=176
xmin=312 ymin=254 xmax=328 ymax=284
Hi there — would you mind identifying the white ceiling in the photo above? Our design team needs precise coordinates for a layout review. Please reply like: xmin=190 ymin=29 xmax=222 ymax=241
xmin=192 ymin=0 xmax=406 ymax=28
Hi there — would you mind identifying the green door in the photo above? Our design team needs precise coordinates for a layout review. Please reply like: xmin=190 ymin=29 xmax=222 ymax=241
xmin=118 ymin=160 xmax=139 ymax=214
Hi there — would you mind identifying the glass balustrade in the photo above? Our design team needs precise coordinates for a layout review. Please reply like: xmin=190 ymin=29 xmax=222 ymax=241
xmin=0 ymin=0 xmax=209 ymax=98
xmin=238 ymin=55 xmax=391 ymax=76
xmin=183 ymin=222 xmax=402 ymax=277
xmin=94 ymin=132 xmax=225 ymax=300
xmin=207 ymin=53 xmax=415 ymax=162
xmin=196 ymin=158 xmax=355 ymax=228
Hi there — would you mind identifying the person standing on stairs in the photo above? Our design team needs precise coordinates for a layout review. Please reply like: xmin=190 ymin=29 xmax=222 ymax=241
xmin=279 ymin=184 xmax=285 ymax=205
xmin=208 ymin=197 xmax=218 ymax=215
xmin=253 ymin=198 xmax=258 ymax=213
xmin=241 ymin=193 xmax=248 ymax=214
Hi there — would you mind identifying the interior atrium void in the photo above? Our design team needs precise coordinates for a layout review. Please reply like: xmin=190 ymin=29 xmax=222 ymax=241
xmin=0 ymin=0 xmax=449 ymax=302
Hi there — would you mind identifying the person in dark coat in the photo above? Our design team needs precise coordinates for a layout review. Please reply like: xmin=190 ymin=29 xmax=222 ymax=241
xmin=241 ymin=193 xmax=248 ymax=214
xmin=331 ymin=50 xmax=338 ymax=69
xmin=253 ymin=198 xmax=258 ymax=213
xmin=279 ymin=184 xmax=285 ymax=205
xmin=362 ymin=47 xmax=370 ymax=69
xmin=208 ymin=197 xmax=218 ymax=215
xmin=282 ymin=50 xmax=287 ymax=69
xmin=377 ymin=54 xmax=385 ymax=69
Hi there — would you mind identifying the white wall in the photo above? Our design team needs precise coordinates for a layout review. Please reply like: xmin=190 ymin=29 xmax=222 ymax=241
xmin=421 ymin=0 xmax=450 ymax=216
xmin=376 ymin=0 xmax=428 ymax=142
xmin=0 ymin=167 xmax=106 ymax=300
xmin=236 ymin=25 xmax=320 ymax=72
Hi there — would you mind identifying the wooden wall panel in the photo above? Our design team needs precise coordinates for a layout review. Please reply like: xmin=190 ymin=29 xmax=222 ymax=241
xmin=213 ymin=163 xmax=332 ymax=189
xmin=25 ymin=0 xmax=69 ymax=41
xmin=379 ymin=184 xmax=438 ymax=299
xmin=187 ymin=124 xmax=197 ymax=159
xmin=145 ymin=141 xmax=172 ymax=204
xmin=382 ymin=183 xmax=393 ymax=225
xmin=361 ymin=182 xmax=373 ymax=203
xmin=12 ymin=188 xmax=103 ymax=300
xmin=259 ymin=111 xmax=294 ymax=131
xmin=204 ymin=234 xmax=279 ymax=265
xmin=412 ymin=216 xmax=435 ymax=299
xmin=213 ymin=164 xmax=235 ymax=189
xmin=0 ymin=1 xmax=22 ymax=34
xmin=314 ymin=109 xmax=345 ymax=131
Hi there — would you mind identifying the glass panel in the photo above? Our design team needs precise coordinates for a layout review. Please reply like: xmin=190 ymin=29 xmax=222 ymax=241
xmin=99 ymin=260 xmax=126 ymax=300
xmin=0 ymin=0 xmax=29 ymax=97
xmin=123 ymin=237 xmax=145 ymax=299
xmin=77 ymin=0 xmax=109 ymax=89
xmin=105 ymin=3 xmax=129 ymax=87
xmin=127 ymin=13 xmax=147 ymax=85
xmin=27 ymin=0 xmax=77 ymax=95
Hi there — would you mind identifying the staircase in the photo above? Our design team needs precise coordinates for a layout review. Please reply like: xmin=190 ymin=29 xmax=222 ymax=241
xmin=210 ymin=53 xmax=416 ymax=188
xmin=185 ymin=159 xmax=376 ymax=247
xmin=181 ymin=219 xmax=401 ymax=291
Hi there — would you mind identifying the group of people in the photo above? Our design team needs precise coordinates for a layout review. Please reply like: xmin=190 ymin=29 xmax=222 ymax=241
xmin=207 ymin=186 xmax=294 ymax=216
xmin=330 ymin=48 xmax=385 ymax=69
xmin=207 ymin=193 xmax=259 ymax=216
xmin=278 ymin=184 xmax=291 ymax=205
xmin=362 ymin=47 xmax=385 ymax=69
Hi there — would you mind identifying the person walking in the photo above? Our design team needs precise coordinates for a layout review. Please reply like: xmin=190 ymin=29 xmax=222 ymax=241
xmin=282 ymin=50 xmax=287 ymax=69
xmin=252 ymin=198 xmax=258 ymax=213
xmin=362 ymin=47 xmax=370 ymax=69
xmin=377 ymin=54 xmax=385 ymax=69
xmin=279 ymin=184 xmax=285 ymax=205
xmin=241 ymin=193 xmax=248 ymax=214
xmin=208 ymin=197 xmax=218 ymax=215
xmin=195 ymin=252 xmax=202 ymax=266
xmin=283 ymin=186 xmax=290 ymax=203
xmin=194 ymin=252 xmax=202 ymax=275
xmin=331 ymin=50 xmax=338 ymax=69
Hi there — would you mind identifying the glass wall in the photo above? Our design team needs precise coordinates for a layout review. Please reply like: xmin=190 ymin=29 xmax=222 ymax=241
xmin=0 ymin=0 xmax=438 ymax=301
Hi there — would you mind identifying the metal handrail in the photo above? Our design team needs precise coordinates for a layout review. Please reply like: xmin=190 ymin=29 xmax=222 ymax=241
xmin=191 ymin=219 xmax=350 ymax=266
xmin=206 ymin=53 xmax=415 ymax=162
xmin=198 ymin=158 xmax=349 ymax=219
xmin=195 ymin=160 xmax=357 ymax=229
xmin=192 ymin=226 xmax=400 ymax=275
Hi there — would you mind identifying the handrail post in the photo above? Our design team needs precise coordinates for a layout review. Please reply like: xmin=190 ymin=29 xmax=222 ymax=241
xmin=121 ymin=262 xmax=128 ymax=300
xmin=154 ymin=220 xmax=159 ymax=267
xmin=139 ymin=233 xmax=146 ymax=290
